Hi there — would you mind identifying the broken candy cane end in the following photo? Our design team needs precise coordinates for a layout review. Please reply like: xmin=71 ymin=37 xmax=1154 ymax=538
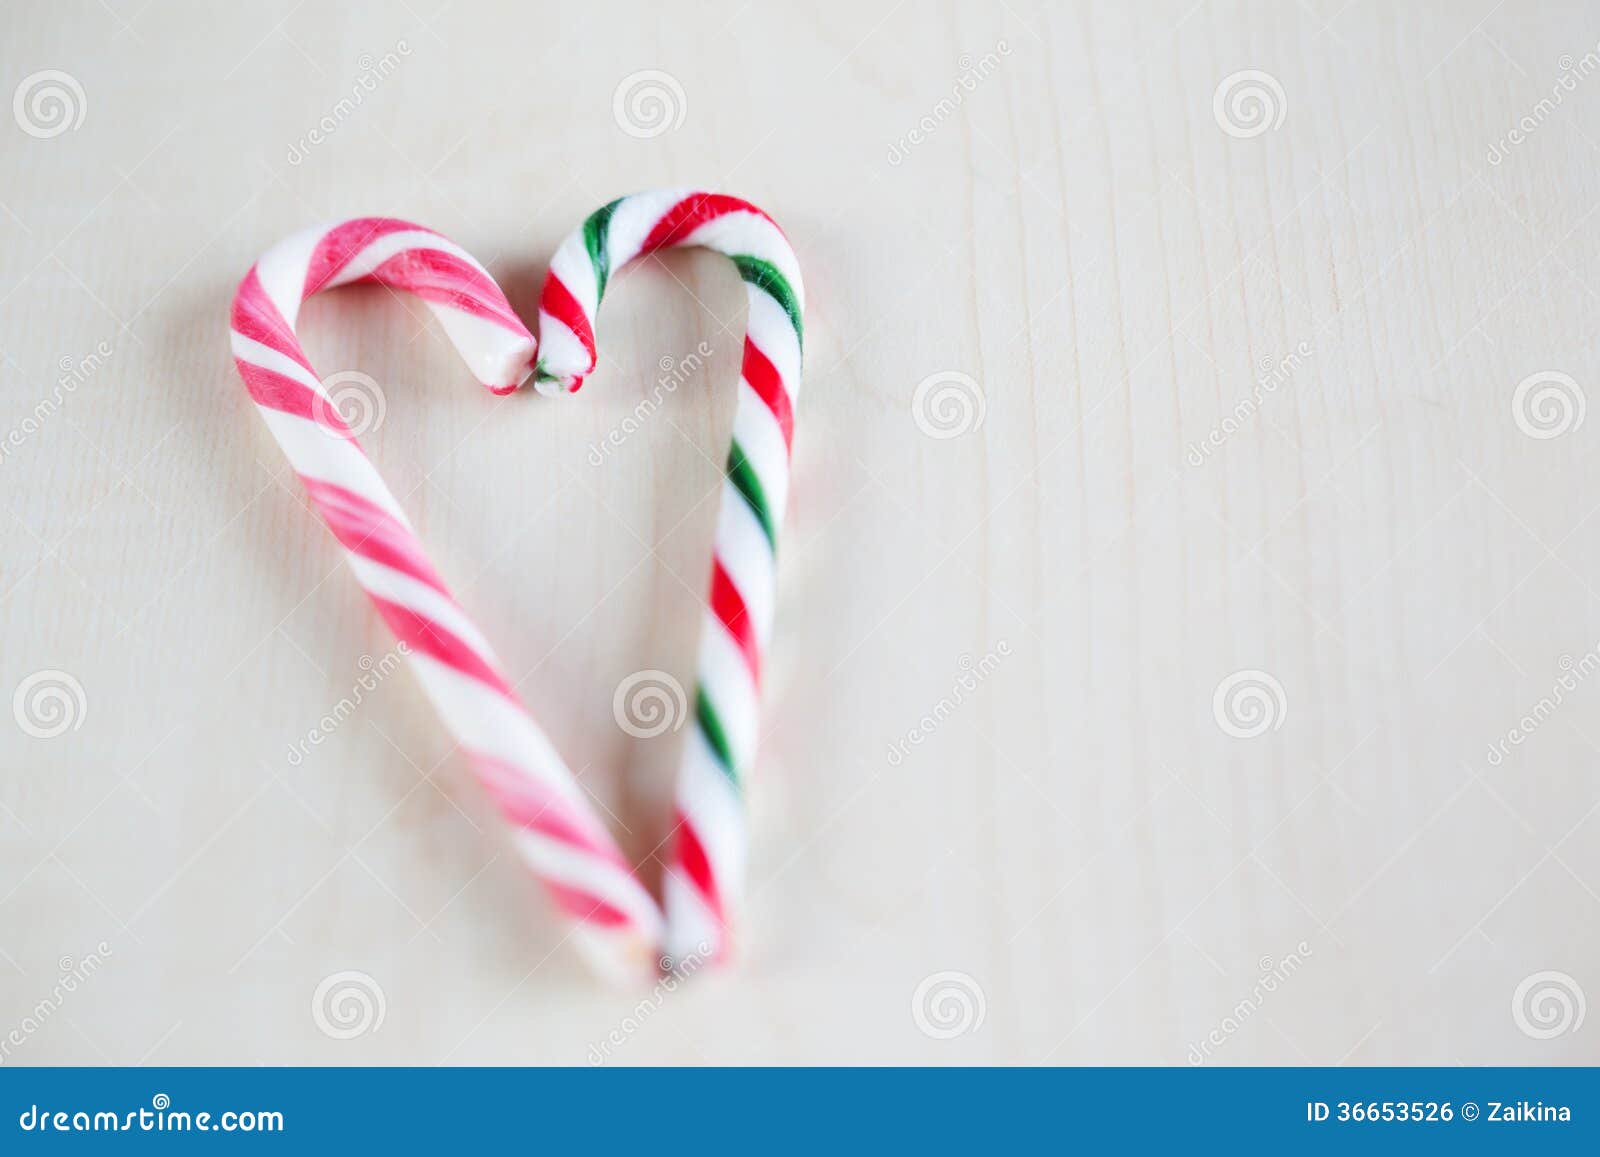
xmin=529 ymin=364 xmax=587 ymax=398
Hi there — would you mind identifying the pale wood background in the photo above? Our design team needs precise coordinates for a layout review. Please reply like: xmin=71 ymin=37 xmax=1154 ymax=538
xmin=2 ymin=0 xmax=1598 ymax=1064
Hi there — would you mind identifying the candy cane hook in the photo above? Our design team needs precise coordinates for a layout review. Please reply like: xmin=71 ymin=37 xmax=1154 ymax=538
xmin=229 ymin=218 xmax=665 ymax=982
xmin=535 ymin=190 xmax=805 ymax=964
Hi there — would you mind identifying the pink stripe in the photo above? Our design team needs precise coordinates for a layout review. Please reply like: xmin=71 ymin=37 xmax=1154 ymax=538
xmin=300 ymin=477 xmax=449 ymax=596
xmin=463 ymin=749 xmax=631 ymax=871
xmin=364 ymin=250 xmax=526 ymax=333
xmin=236 ymin=360 xmax=340 ymax=430
xmin=368 ymin=595 xmax=513 ymax=700
xmin=302 ymin=218 xmax=427 ymax=297
xmin=231 ymin=268 xmax=314 ymax=373
xmin=545 ymin=884 xmax=629 ymax=926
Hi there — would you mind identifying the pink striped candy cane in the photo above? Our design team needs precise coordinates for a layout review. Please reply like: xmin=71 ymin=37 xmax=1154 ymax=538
xmin=230 ymin=218 xmax=664 ymax=982
xmin=534 ymin=191 xmax=804 ymax=965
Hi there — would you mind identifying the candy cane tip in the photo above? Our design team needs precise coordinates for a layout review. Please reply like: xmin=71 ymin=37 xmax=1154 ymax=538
xmin=529 ymin=369 xmax=585 ymax=398
xmin=486 ymin=361 xmax=535 ymax=396
xmin=567 ymin=925 xmax=664 ymax=988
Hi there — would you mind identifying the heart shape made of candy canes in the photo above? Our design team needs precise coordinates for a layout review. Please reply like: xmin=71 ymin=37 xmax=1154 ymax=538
xmin=229 ymin=190 xmax=803 ymax=983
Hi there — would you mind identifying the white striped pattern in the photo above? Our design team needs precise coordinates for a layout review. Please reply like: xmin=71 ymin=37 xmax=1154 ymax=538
xmin=230 ymin=218 xmax=665 ymax=984
xmin=531 ymin=191 xmax=804 ymax=965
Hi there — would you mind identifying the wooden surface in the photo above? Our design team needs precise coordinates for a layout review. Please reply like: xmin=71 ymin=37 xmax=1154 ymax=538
xmin=2 ymin=0 xmax=1599 ymax=1064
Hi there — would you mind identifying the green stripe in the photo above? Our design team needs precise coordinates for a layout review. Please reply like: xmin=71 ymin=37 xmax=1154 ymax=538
xmin=583 ymin=198 xmax=623 ymax=301
xmin=696 ymin=687 xmax=738 ymax=782
xmin=726 ymin=439 xmax=776 ymax=548
xmin=731 ymin=255 xmax=803 ymax=351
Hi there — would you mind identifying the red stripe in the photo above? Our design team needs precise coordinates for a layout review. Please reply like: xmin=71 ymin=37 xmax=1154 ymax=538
xmin=300 ymin=477 xmax=449 ymax=596
xmin=463 ymin=750 xmax=630 ymax=871
xmin=235 ymin=360 xmax=339 ymax=429
xmin=674 ymin=811 xmax=724 ymax=928
xmin=709 ymin=558 xmax=760 ymax=682
xmin=740 ymin=337 xmax=793 ymax=449
xmin=539 ymin=273 xmax=596 ymax=367
xmin=368 ymin=595 xmax=512 ymax=699
xmin=364 ymin=250 xmax=526 ymax=333
xmin=302 ymin=218 xmax=424 ymax=296
xmin=640 ymin=193 xmax=778 ymax=254
xmin=231 ymin=267 xmax=314 ymax=373
xmin=545 ymin=884 xmax=629 ymax=926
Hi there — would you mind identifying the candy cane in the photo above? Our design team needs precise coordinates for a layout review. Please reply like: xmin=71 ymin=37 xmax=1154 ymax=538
xmin=534 ymin=191 xmax=804 ymax=963
xmin=229 ymin=218 xmax=665 ymax=982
